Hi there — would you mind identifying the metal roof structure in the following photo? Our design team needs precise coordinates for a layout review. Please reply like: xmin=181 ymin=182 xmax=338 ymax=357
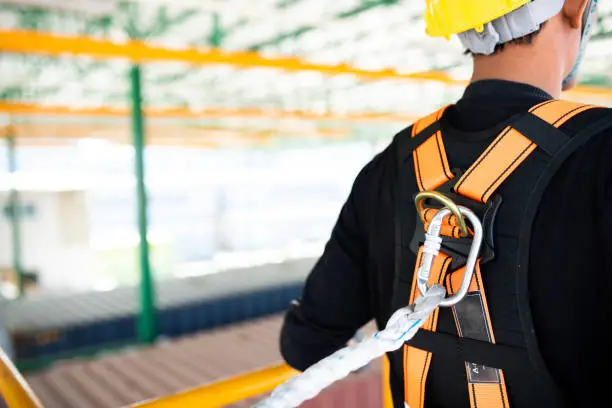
xmin=1 ymin=0 xmax=612 ymax=146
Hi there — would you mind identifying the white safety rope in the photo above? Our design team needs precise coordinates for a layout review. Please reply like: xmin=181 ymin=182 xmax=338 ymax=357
xmin=253 ymin=285 xmax=446 ymax=408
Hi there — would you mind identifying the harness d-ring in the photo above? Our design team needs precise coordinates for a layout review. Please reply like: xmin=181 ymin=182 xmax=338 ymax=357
xmin=414 ymin=191 xmax=483 ymax=307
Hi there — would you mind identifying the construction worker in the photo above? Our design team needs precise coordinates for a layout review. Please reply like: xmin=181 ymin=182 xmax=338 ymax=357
xmin=279 ymin=0 xmax=612 ymax=407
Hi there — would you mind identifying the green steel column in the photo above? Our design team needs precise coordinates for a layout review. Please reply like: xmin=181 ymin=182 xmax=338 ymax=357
xmin=130 ymin=65 xmax=157 ymax=343
xmin=209 ymin=13 xmax=223 ymax=47
xmin=5 ymin=128 xmax=24 ymax=298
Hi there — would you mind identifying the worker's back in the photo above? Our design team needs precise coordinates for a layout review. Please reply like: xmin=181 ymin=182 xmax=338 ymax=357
xmin=388 ymin=79 xmax=612 ymax=407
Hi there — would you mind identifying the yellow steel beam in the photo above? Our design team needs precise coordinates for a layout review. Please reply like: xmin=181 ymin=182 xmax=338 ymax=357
xmin=0 ymin=122 xmax=349 ymax=149
xmin=2 ymin=122 xmax=342 ymax=138
xmin=0 ymin=30 xmax=610 ymax=99
xmin=0 ymin=29 xmax=460 ymax=83
xmin=0 ymin=101 xmax=418 ymax=123
xmin=0 ymin=348 xmax=45 ymax=408
xmin=125 ymin=363 xmax=297 ymax=408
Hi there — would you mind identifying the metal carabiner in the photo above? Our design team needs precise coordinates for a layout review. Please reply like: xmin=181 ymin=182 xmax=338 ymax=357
xmin=415 ymin=202 xmax=483 ymax=307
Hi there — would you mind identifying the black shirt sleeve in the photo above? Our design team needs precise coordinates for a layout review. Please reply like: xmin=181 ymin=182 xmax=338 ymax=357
xmin=279 ymin=161 xmax=376 ymax=371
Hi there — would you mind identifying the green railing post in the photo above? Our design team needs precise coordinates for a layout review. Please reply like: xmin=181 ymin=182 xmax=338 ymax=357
xmin=5 ymin=127 xmax=24 ymax=298
xmin=129 ymin=65 xmax=157 ymax=343
xmin=209 ymin=13 xmax=224 ymax=47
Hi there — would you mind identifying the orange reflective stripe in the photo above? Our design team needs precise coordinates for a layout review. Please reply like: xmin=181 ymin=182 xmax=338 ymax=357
xmin=447 ymin=263 xmax=510 ymax=408
xmin=412 ymin=106 xmax=453 ymax=191
xmin=454 ymin=100 xmax=595 ymax=203
xmin=404 ymin=247 xmax=452 ymax=408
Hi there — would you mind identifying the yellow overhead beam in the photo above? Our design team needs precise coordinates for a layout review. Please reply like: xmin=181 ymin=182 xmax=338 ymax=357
xmin=4 ymin=122 xmax=347 ymax=138
xmin=0 ymin=122 xmax=350 ymax=148
xmin=0 ymin=30 xmax=608 ymax=101
xmin=0 ymin=29 xmax=461 ymax=83
xmin=0 ymin=101 xmax=418 ymax=123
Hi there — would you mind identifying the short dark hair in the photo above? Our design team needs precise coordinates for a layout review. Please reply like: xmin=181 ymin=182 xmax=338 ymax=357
xmin=465 ymin=22 xmax=546 ymax=56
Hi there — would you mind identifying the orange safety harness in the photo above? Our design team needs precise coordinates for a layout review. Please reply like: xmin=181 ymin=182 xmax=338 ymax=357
xmin=394 ymin=99 xmax=611 ymax=408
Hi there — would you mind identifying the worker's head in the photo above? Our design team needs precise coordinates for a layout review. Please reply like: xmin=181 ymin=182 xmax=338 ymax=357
xmin=424 ymin=0 xmax=598 ymax=91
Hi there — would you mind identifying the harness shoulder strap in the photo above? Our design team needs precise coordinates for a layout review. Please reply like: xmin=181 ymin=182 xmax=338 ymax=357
xmin=411 ymin=105 xmax=453 ymax=191
xmin=513 ymin=108 xmax=612 ymax=407
xmin=453 ymin=100 xmax=593 ymax=203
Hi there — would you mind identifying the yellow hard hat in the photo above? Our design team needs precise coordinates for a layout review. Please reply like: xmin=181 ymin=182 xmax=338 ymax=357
xmin=424 ymin=0 xmax=531 ymax=37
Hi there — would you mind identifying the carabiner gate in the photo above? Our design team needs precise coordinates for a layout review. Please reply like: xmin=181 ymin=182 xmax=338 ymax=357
xmin=415 ymin=202 xmax=483 ymax=307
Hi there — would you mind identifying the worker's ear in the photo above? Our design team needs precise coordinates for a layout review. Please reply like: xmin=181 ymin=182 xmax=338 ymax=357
xmin=562 ymin=0 xmax=591 ymax=29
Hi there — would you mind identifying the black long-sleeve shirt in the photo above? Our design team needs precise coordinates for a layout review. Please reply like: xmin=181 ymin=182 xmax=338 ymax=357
xmin=280 ymin=80 xmax=612 ymax=407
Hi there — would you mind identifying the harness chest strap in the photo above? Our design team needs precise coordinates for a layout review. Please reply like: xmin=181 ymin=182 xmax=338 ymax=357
xmin=403 ymin=99 xmax=596 ymax=408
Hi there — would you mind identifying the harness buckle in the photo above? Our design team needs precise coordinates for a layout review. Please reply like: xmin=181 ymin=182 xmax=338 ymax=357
xmin=414 ymin=191 xmax=484 ymax=307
